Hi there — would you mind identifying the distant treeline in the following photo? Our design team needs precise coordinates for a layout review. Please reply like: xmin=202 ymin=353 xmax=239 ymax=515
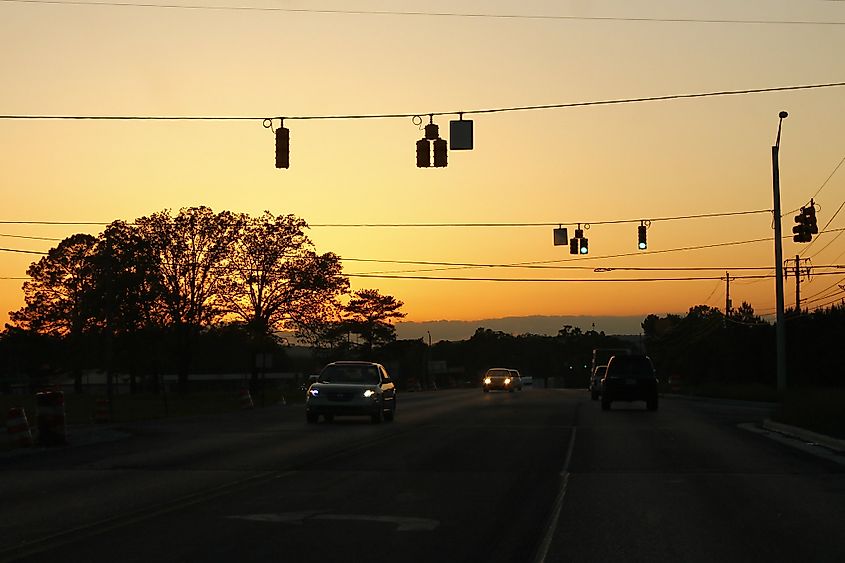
xmin=641 ymin=303 xmax=844 ymax=387
xmin=1 ymin=203 xmax=842 ymax=393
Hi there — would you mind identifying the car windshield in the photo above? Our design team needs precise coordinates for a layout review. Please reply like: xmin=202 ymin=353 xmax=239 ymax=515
xmin=319 ymin=365 xmax=381 ymax=385
xmin=486 ymin=369 xmax=510 ymax=378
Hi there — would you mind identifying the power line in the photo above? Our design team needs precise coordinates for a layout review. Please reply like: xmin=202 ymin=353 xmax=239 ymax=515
xmin=810 ymin=154 xmax=845 ymax=202
xmin=3 ymin=0 xmax=845 ymax=25
xmin=342 ymin=258 xmax=781 ymax=271
xmin=2 ymin=83 xmax=844 ymax=122
xmin=310 ymin=209 xmax=772 ymax=228
xmin=343 ymin=271 xmax=845 ymax=283
xmin=0 ymin=233 xmax=62 ymax=241
xmin=0 ymin=247 xmax=46 ymax=255
xmin=0 ymin=208 xmax=772 ymax=228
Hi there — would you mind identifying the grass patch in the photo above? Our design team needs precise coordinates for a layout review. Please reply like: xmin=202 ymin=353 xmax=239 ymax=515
xmin=772 ymin=388 xmax=845 ymax=440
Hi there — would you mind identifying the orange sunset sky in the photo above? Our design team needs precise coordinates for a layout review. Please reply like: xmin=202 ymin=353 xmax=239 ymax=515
xmin=2 ymin=0 xmax=844 ymax=330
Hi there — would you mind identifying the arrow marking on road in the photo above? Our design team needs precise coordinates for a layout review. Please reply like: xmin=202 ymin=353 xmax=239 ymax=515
xmin=228 ymin=512 xmax=439 ymax=532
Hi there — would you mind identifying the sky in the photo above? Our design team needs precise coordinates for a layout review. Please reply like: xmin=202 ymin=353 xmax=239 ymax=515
xmin=1 ymin=0 xmax=845 ymax=332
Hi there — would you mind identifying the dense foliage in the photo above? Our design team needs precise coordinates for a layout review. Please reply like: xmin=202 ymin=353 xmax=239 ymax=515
xmin=0 ymin=207 xmax=399 ymax=394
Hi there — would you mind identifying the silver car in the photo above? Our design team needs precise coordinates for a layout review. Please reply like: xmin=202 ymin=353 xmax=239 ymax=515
xmin=306 ymin=361 xmax=397 ymax=424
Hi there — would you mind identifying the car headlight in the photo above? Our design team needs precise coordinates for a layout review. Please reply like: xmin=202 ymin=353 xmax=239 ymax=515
xmin=484 ymin=377 xmax=492 ymax=384
xmin=504 ymin=378 xmax=511 ymax=385
xmin=363 ymin=389 xmax=378 ymax=398
xmin=308 ymin=388 xmax=319 ymax=397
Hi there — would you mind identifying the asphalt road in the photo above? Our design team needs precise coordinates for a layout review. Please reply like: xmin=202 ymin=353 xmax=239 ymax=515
xmin=1 ymin=388 xmax=844 ymax=563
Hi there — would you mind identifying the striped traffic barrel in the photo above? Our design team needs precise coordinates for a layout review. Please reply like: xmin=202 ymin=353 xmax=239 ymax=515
xmin=6 ymin=407 xmax=33 ymax=447
xmin=36 ymin=390 xmax=67 ymax=446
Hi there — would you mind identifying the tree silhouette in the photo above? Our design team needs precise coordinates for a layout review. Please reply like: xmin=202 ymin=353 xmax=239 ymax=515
xmin=135 ymin=207 xmax=242 ymax=393
xmin=343 ymin=289 xmax=407 ymax=354
xmin=217 ymin=211 xmax=349 ymax=389
xmin=9 ymin=233 xmax=99 ymax=392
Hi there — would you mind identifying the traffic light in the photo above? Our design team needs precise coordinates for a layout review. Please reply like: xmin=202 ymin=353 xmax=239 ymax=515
xmin=793 ymin=207 xmax=811 ymax=243
xmin=416 ymin=138 xmax=430 ymax=168
xmin=804 ymin=205 xmax=818 ymax=236
xmin=433 ymin=138 xmax=448 ymax=167
xmin=275 ymin=126 xmax=290 ymax=169
xmin=638 ymin=224 xmax=647 ymax=250
xmin=579 ymin=238 xmax=589 ymax=254
xmin=570 ymin=238 xmax=579 ymax=255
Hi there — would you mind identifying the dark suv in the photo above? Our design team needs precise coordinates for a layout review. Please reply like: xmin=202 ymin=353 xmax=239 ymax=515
xmin=601 ymin=354 xmax=658 ymax=411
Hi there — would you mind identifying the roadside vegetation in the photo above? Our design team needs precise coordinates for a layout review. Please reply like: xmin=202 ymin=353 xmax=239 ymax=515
xmin=1 ymin=211 xmax=843 ymax=440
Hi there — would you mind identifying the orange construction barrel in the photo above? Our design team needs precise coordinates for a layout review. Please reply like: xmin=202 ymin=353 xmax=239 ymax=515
xmin=36 ymin=390 xmax=67 ymax=446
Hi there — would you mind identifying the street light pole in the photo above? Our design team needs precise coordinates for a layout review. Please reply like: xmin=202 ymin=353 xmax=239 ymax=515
xmin=772 ymin=111 xmax=788 ymax=392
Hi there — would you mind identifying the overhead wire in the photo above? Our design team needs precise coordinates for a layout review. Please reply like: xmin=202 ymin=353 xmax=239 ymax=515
xmin=1 ymin=83 xmax=844 ymax=122
xmin=0 ymin=208 xmax=773 ymax=228
xmin=2 ymin=0 xmax=845 ymax=25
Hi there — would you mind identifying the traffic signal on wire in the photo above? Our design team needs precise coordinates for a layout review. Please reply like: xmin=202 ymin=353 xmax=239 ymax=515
xmin=804 ymin=205 xmax=818 ymax=236
xmin=433 ymin=138 xmax=448 ymax=167
xmin=570 ymin=238 xmax=579 ymax=255
xmin=638 ymin=224 xmax=647 ymax=250
xmin=275 ymin=127 xmax=290 ymax=169
xmin=416 ymin=138 xmax=430 ymax=168
xmin=793 ymin=204 xmax=818 ymax=243
xmin=579 ymin=238 xmax=589 ymax=254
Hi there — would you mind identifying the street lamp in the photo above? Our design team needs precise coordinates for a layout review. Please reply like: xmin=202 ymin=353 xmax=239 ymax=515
xmin=772 ymin=111 xmax=788 ymax=392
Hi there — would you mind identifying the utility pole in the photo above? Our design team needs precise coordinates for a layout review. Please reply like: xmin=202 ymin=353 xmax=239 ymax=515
xmin=772 ymin=111 xmax=788 ymax=393
xmin=785 ymin=255 xmax=812 ymax=313
xmin=725 ymin=272 xmax=732 ymax=319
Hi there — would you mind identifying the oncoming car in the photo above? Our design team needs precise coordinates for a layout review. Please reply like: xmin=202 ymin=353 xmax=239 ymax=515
xmin=482 ymin=368 xmax=519 ymax=393
xmin=305 ymin=361 xmax=397 ymax=423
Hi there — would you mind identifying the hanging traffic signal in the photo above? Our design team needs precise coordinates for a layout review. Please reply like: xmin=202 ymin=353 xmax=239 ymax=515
xmin=579 ymin=238 xmax=589 ymax=254
xmin=275 ymin=126 xmax=290 ymax=169
xmin=433 ymin=138 xmax=448 ymax=167
xmin=570 ymin=238 xmax=579 ymax=255
xmin=793 ymin=207 xmax=811 ymax=243
xmin=416 ymin=138 xmax=430 ymax=168
xmin=804 ymin=204 xmax=818 ymax=236
xmin=638 ymin=224 xmax=647 ymax=250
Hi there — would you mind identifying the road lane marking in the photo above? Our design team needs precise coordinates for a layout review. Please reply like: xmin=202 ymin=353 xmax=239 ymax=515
xmin=533 ymin=426 xmax=576 ymax=563
xmin=229 ymin=512 xmax=440 ymax=531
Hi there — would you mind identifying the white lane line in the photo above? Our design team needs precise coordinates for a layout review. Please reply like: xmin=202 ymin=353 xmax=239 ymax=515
xmin=533 ymin=426 xmax=576 ymax=563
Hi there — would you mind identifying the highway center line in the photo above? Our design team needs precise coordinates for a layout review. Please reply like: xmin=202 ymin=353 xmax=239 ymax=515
xmin=533 ymin=425 xmax=577 ymax=563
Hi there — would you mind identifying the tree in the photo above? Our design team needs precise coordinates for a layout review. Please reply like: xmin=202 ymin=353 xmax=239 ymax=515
xmin=343 ymin=289 xmax=407 ymax=353
xmin=135 ymin=207 xmax=242 ymax=393
xmin=90 ymin=220 xmax=166 ymax=395
xmin=9 ymin=233 xmax=99 ymax=392
xmin=733 ymin=301 xmax=763 ymax=324
xmin=217 ymin=212 xmax=349 ymax=388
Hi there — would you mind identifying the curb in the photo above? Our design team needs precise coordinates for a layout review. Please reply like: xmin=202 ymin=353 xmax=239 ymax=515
xmin=762 ymin=419 xmax=845 ymax=454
